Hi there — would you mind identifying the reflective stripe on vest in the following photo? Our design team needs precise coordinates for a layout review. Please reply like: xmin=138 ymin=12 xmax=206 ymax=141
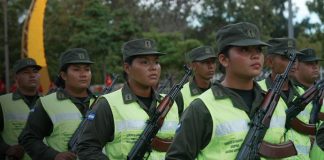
xmin=103 ymin=89 xmax=179 ymax=159
xmin=197 ymin=88 xmax=286 ymax=160
xmin=259 ymin=80 xmax=311 ymax=159
xmin=0 ymin=93 xmax=32 ymax=160
xmin=42 ymin=92 xmax=94 ymax=152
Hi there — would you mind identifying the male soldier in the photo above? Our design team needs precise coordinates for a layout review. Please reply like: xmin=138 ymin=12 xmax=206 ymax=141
xmin=77 ymin=38 xmax=183 ymax=159
xmin=0 ymin=58 xmax=41 ymax=160
xmin=166 ymin=22 xmax=288 ymax=159
xmin=181 ymin=46 xmax=216 ymax=108
xmin=19 ymin=48 xmax=96 ymax=160
xmin=259 ymin=38 xmax=311 ymax=159
xmin=293 ymin=48 xmax=323 ymax=89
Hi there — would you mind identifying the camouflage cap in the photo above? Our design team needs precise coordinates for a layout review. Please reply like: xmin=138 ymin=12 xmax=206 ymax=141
xmin=298 ymin=48 xmax=323 ymax=62
xmin=266 ymin=38 xmax=302 ymax=57
xmin=121 ymin=38 xmax=165 ymax=61
xmin=13 ymin=58 xmax=42 ymax=74
xmin=216 ymin=22 xmax=269 ymax=54
xmin=186 ymin=46 xmax=216 ymax=63
xmin=59 ymin=48 xmax=94 ymax=69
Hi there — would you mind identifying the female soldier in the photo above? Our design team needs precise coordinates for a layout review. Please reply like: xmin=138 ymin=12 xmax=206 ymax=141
xmin=77 ymin=38 xmax=183 ymax=159
xmin=19 ymin=48 xmax=96 ymax=160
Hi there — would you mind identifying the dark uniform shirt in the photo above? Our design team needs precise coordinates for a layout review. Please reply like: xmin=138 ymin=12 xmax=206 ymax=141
xmin=76 ymin=83 xmax=184 ymax=160
xmin=0 ymin=90 xmax=40 ymax=158
xmin=18 ymin=88 xmax=95 ymax=160
xmin=165 ymin=81 xmax=265 ymax=160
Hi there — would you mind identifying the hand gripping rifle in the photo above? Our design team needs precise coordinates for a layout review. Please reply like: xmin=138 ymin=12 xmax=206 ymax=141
xmin=68 ymin=74 xmax=119 ymax=153
xmin=127 ymin=65 xmax=192 ymax=160
xmin=236 ymin=51 xmax=298 ymax=160
xmin=285 ymin=79 xmax=324 ymax=135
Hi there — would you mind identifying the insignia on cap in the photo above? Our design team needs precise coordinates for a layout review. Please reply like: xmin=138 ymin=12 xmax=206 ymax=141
xmin=246 ymin=29 xmax=256 ymax=38
xmin=144 ymin=40 xmax=152 ymax=48
xmin=27 ymin=60 xmax=33 ymax=65
xmin=78 ymin=53 xmax=85 ymax=59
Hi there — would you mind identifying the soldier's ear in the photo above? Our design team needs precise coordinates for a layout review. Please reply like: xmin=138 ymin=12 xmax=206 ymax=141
xmin=60 ymin=71 xmax=67 ymax=81
xmin=218 ymin=53 xmax=229 ymax=68
xmin=124 ymin=62 xmax=130 ymax=75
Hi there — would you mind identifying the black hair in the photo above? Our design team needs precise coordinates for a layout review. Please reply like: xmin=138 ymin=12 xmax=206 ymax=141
xmin=123 ymin=55 xmax=138 ymax=80
xmin=217 ymin=45 xmax=232 ymax=74
xmin=54 ymin=64 xmax=70 ymax=88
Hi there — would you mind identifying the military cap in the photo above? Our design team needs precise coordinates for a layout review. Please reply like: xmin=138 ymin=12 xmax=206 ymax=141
xmin=186 ymin=46 xmax=216 ymax=63
xmin=298 ymin=48 xmax=323 ymax=62
xmin=121 ymin=38 xmax=165 ymax=61
xmin=59 ymin=48 xmax=94 ymax=69
xmin=266 ymin=38 xmax=302 ymax=57
xmin=216 ymin=22 xmax=269 ymax=54
xmin=13 ymin=58 xmax=42 ymax=74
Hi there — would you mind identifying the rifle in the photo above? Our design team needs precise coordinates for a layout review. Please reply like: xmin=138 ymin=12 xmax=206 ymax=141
xmin=67 ymin=74 xmax=119 ymax=153
xmin=236 ymin=50 xmax=298 ymax=160
xmin=127 ymin=65 xmax=192 ymax=160
xmin=285 ymin=79 xmax=324 ymax=135
xmin=309 ymin=85 xmax=324 ymax=124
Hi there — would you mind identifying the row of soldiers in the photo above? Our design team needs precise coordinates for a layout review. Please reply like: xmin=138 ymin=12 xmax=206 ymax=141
xmin=0 ymin=22 xmax=324 ymax=160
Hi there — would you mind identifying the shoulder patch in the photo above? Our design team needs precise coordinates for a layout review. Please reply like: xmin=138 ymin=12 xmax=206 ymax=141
xmin=87 ymin=113 xmax=96 ymax=121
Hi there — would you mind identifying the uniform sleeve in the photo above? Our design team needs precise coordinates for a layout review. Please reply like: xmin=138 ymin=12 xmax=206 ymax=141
xmin=165 ymin=99 xmax=213 ymax=160
xmin=18 ymin=100 xmax=58 ymax=160
xmin=76 ymin=97 xmax=114 ymax=160
xmin=316 ymin=122 xmax=324 ymax=150
xmin=174 ymin=93 xmax=184 ymax=117
xmin=0 ymin=104 xmax=10 ymax=157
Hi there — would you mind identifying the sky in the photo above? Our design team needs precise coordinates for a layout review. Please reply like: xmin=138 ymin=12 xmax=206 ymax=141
xmin=292 ymin=0 xmax=321 ymax=23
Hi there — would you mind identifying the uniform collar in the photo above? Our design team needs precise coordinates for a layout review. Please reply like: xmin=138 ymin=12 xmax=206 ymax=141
xmin=188 ymin=78 xmax=209 ymax=96
xmin=55 ymin=87 xmax=96 ymax=101
xmin=12 ymin=89 xmax=40 ymax=100
xmin=210 ymin=81 xmax=265 ymax=117
xmin=121 ymin=83 xmax=161 ymax=104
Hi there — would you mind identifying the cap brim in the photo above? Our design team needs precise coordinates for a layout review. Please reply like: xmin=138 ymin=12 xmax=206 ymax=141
xmin=133 ymin=51 xmax=166 ymax=57
xmin=229 ymin=39 xmax=270 ymax=47
xmin=300 ymin=57 xmax=324 ymax=62
xmin=194 ymin=55 xmax=217 ymax=61
xmin=270 ymin=49 xmax=303 ymax=56
xmin=66 ymin=60 xmax=94 ymax=64
xmin=15 ymin=65 xmax=42 ymax=73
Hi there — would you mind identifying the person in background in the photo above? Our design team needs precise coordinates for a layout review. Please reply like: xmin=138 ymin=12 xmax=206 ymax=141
xmin=0 ymin=58 xmax=41 ymax=160
xmin=180 ymin=46 xmax=217 ymax=108
xmin=19 ymin=48 xmax=96 ymax=160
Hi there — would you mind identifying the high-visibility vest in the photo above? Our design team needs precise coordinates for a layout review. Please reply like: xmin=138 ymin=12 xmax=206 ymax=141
xmin=42 ymin=92 xmax=94 ymax=152
xmin=0 ymin=93 xmax=31 ymax=160
xmin=102 ymin=89 xmax=179 ymax=159
xmin=259 ymin=80 xmax=312 ymax=160
xmin=197 ymin=87 xmax=286 ymax=159
xmin=181 ymin=82 xmax=200 ymax=108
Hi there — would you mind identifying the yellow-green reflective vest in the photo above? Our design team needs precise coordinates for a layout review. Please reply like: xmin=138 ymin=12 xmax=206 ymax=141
xmin=102 ymin=89 xmax=179 ymax=159
xmin=259 ymin=80 xmax=312 ymax=160
xmin=197 ymin=87 xmax=286 ymax=160
xmin=42 ymin=92 xmax=93 ymax=152
xmin=0 ymin=93 xmax=31 ymax=160
xmin=181 ymin=82 xmax=200 ymax=109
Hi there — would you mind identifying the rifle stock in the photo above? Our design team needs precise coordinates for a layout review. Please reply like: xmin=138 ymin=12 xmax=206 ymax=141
xmin=127 ymin=65 xmax=192 ymax=160
xmin=259 ymin=140 xmax=297 ymax=158
xmin=236 ymin=50 xmax=297 ymax=160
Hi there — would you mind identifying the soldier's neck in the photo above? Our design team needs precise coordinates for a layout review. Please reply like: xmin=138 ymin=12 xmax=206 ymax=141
xmin=18 ymin=88 xmax=38 ymax=96
xmin=64 ymin=87 xmax=88 ymax=98
xmin=128 ymin=82 xmax=152 ymax=98
xmin=221 ymin=74 xmax=254 ymax=90
xmin=194 ymin=76 xmax=210 ymax=89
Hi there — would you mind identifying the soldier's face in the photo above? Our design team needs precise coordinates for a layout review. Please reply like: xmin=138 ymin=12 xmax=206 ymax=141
xmin=267 ymin=55 xmax=298 ymax=76
xmin=295 ymin=61 xmax=320 ymax=83
xmin=125 ymin=55 xmax=161 ymax=88
xmin=192 ymin=58 xmax=216 ymax=80
xmin=61 ymin=64 xmax=92 ymax=91
xmin=15 ymin=67 xmax=40 ymax=91
xmin=220 ymin=46 xmax=264 ymax=79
